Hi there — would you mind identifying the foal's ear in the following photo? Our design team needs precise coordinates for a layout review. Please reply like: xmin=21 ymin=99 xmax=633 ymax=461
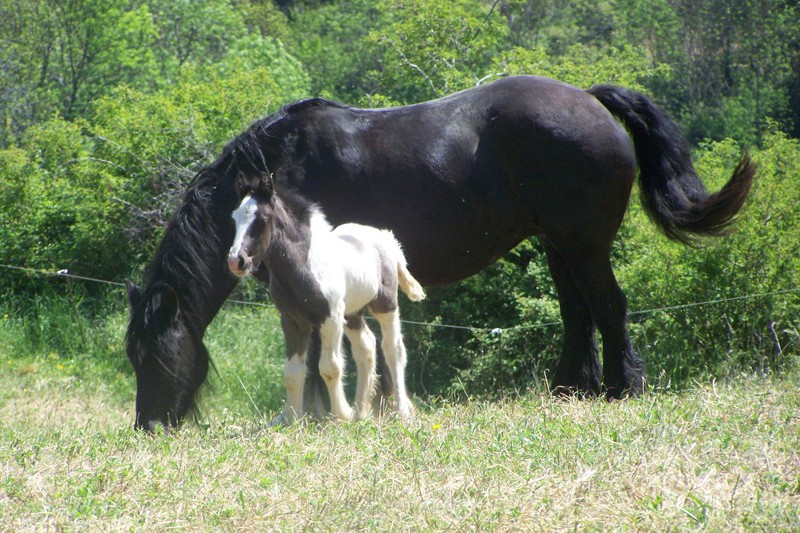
xmin=125 ymin=280 xmax=142 ymax=310
xmin=235 ymin=173 xmax=244 ymax=196
xmin=259 ymin=172 xmax=275 ymax=197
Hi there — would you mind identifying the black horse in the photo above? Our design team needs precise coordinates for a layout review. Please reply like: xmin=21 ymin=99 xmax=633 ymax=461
xmin=125 ymin=75 xmax=755 ymax=431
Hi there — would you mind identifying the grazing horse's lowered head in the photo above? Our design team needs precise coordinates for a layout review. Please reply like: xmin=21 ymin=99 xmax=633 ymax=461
xmin=125 ymin=280 xmax=210 ymax=431
xmin=123 ymin=165 xmax=239 ymax=432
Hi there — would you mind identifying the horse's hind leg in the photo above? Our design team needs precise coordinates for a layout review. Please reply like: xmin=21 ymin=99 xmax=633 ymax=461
xmin=344 ymin=314 xmax=377 ymax=420
xmin=371 ymin=309 xmax=413 ymax=419
xmin=553 ymin=242 xmax=645 ymax=398
xmin=543 ymin=243 xmax=602 ymax=396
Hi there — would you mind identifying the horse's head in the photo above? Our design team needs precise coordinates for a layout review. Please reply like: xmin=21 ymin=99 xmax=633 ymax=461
xmin=227 ymin=172 xmax=275 ymax=277
xmin=125 ymin=280 xmax=209 ymax=432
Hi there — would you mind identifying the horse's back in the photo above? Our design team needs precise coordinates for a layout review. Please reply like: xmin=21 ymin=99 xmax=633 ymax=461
xmin=334 ymin=223 xmax=404 ymax=263
xmin=270 ymin=76 xmax=637 ymax=284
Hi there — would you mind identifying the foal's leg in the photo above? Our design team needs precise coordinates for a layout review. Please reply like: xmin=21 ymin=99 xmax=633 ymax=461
xmin=371 ymin=310 xmax=412 ymax=419
xmin=318 ymin=307 xmax=354 ymax=421
xmin=280 ymin=316 xmax=312 ymax=424
xmin=343 ymin=314 xmax=378 ymax=420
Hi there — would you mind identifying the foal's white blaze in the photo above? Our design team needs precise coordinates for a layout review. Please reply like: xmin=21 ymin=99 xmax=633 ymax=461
xmin=228 ymin=195 xmax=258 ymax=273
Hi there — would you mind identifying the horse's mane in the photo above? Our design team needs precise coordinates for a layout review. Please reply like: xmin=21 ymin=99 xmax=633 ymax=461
xmin=140 ymin=165 xmax=226 ymax=325
xmin=137 ymin=98 xmax=348 ymax=323
xmin=226 ymin=98 xmax=349 ymax=176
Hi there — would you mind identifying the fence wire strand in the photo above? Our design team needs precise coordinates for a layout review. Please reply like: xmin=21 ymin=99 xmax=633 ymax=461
xmin=1 ymin=262 xmax=799 ymax=334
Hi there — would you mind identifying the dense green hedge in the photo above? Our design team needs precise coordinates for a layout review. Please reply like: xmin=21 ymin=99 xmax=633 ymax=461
xmin=1 ymin=0 xmax=799 ymax=396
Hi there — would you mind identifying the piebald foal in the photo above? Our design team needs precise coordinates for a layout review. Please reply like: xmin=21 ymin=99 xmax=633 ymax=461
xmin=227 ymin=173 xmax=425 ymax=423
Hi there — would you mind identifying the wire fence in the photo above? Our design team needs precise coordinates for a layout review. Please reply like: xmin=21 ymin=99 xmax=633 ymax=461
xmin=2 ymin=262 xmax=799 ymax=334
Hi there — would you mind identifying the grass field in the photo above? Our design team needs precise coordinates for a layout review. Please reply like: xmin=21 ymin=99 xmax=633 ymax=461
xmin=1 ymin=302 xmax=799 ymax=530
xmin=2 ymin=345 xmax=799 ymax=529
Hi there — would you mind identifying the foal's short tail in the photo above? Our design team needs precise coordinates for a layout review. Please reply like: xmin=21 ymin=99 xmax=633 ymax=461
xmin=379 ymin=230 xmax=426 ymax=302
xmin=587 ymin=85 xmax=756 ymax=245
xmin=398 ymin=262 xmax=426 ymax=302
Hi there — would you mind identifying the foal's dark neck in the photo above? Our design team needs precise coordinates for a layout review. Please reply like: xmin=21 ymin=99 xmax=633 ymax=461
xmin=262 ymin=195 xmax=332 ymax=326
xmin=264 ymin=196 xmax=317 ymax=270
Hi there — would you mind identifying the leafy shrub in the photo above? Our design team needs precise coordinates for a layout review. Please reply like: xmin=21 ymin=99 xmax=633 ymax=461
xmin=0 ymin=35 xmax=311 ymax=297
xmin=618 ymin=134 xmax=800 ymax=382
xmin=0 ymin=118 xmax=129 ymax=294
xmin=90 ymin=40 xmax=310 ymax=266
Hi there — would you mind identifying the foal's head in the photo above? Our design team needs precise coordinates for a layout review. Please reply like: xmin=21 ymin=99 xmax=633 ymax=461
xmin=227 ymin=172 xmax=275 ymax=277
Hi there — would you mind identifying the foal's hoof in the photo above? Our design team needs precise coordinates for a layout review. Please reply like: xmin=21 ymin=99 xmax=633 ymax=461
xmin=269 ymin=410 xmax=300 ymax=427
xmin=331 ymin=406 xmax=354 ymax=423
xmin=353 ymin=407 xmax=373 ymax=422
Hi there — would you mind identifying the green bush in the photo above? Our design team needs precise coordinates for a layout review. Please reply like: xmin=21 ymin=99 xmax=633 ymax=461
xmin=0 ymin=34 xmax=311 ymax=294
xmin=90 ymin=42 xmax=310 ymax=266
xmin=0 ymin=118 xmax=129 ymax=294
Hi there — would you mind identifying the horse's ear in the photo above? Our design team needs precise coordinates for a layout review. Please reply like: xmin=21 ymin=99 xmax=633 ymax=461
xmin=144 ymin=283 xmax=181 ymax=327
xmin=126 ymin=280 xmax=142 ymax=310
xmin=160 ymin=284 xmax=180 ymax=321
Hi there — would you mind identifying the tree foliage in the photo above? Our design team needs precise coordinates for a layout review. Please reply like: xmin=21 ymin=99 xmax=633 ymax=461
xmin=1 ymin=0 xmax=799 ymax=394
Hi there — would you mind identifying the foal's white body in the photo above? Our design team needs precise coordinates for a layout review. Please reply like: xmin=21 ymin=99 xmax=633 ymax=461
xmin=229 ymin=195 xmax=424 ymax=423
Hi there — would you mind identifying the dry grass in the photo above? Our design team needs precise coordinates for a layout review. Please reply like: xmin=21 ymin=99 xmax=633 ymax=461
xmin=1 ymin=364 xmax=799 ymax=531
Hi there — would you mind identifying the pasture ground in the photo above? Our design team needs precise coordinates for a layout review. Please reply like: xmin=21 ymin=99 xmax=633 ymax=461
xmin=1 ymin=342 xmax=799 ymax=530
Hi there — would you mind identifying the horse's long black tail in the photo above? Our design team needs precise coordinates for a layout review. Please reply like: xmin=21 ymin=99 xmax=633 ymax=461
xmin=587 ymin=85 xmax=756 ymax=245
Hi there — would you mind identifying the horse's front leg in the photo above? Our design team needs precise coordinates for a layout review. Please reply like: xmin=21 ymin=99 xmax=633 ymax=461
xmin=318 ymin=309 xmax=353 ymax=421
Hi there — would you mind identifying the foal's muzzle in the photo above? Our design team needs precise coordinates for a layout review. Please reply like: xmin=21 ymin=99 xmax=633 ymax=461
xmin=227 ymin=252 xmax=252 ymax=277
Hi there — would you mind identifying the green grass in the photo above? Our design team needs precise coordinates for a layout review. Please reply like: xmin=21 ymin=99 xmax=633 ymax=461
xmin=0 ymin=294 xmax=289 ymax=420
xmin=2 ymin=351 xmax=799 ymax=529
xmin=1 ymin=298 xmax=799 ymax=530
